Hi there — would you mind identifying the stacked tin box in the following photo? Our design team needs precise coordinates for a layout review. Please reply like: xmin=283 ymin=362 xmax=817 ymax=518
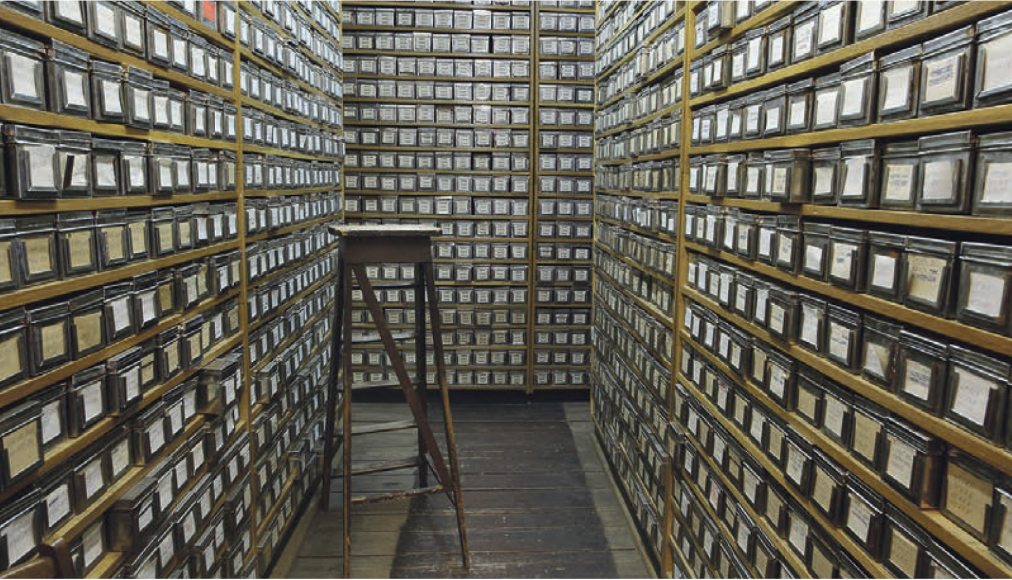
xmin=672 ymin=0 xmax=1012 ymax=578
xmin=591 ymin=0 xmax=683 ymax=569
xmin=235 ymin=0 xmax=344 ymax=576
xmin=533 ymin=1 xmax=595 ymax=391
xmin=343 ymin=0 xmax=548 ymax=391
xmin=0 ymin=0 xmax=343 ymax=578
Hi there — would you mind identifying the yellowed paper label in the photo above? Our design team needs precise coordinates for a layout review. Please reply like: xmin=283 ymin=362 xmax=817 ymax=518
xmin=74 ymin=311 xmax=102 ymax=352
xmin=3 ymin=422 xmax=39 ymax=477
xmin=24 ymin=236 xmax=53 ymax=275
xmin=41 ymin=322 xmax=65 ymax=361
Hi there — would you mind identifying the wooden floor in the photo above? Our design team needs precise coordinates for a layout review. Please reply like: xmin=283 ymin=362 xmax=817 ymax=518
xmin=273 ymin=400 xmax=654 ymax=578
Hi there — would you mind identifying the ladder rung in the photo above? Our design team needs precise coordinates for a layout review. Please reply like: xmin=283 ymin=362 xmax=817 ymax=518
xmin=355 ymin=281 xmax=418 ymax=290
xmin=351 ymin=330 xmax=415 ymax=344
xmin=351 ymin=484 xmax=444 ymax=505
xmin=334 ymin=455 xmax=422 ymax=478
xmin=351 ymin=379 xmax=406 ymax=391
xmin=351 ymin=419 xmax=416 ymax=436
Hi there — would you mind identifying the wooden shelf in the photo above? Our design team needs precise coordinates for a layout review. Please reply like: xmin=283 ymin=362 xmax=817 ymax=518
xmin=690 ymin=1 xmax=1010 ymax=108
xmin=344 ymin=120 xmax=529 ymax=129
xmin=346 ymin=72 xmax=532 ymax=83
xmin=347 ymin=49 xmax=532 ymax=60
xmin=0 ymin=103 xmax=237 ymax=150
xmin=675 ymin=366 xmax=893 ymax=578
xmin=344 ymin=97 xmax=529 ymax=107
xmin=347 ymin=145 xmax=528 ymax=153
xmin=690 ymin=104 xmax=1012 ymax=154
xmin=244 ymin=186 xmax=336 ymax=198
xmin=682 ymin=285 xmax=1012 ymax=480
xmin=689 ymin=0 xmax=797 ymax=61
xmin=344 ymin=1 xmax=531 ymax=11
xmin=0 ymin=191 xmax=238 ymax=216
xmin=0 ymin=5 xmax=232 ymax=100
xmin=682 ymin=326 xmax=1012 ymax=578
xmin=684 ymin=241 xmax=1012 ymax=358
xmin=0 ymin=239 xmax=239 ymax=314
xmin=683 ymin=194 xmax=1012 ymax=236
xmin=597 ymin=10 xmax=688 ymax=109
xmin=246 ymin=215 xmax=338 ymax=243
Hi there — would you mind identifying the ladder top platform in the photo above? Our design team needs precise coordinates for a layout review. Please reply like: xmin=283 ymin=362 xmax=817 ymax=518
xmin=329 ymin=224 xmax=442 ymax=237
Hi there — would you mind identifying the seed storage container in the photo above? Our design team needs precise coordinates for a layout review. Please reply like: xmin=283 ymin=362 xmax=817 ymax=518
xmin=69 ymin=289 xmax=105 ymax=358
xmin=879 ymin=45 xmax=922 ymax=121
xmin=812 ymin=72 xmax=841 ymax=131
xmin=945 ymin=345 xmax=1009 ymax=441
xmin=862 ymin=316 xmax=901 ymax=388
xmin=943 ymin=450 xmax=996 ymax=541
xmin=838 ymin=52 xmax=877 ymax=126
xmin=791 ymin=2 xmax=819 ymax=64
xmin=917 ymin=130 xmax=974 ymax=213
xmin=827 ymin=305 xmax=862 ymax=371
xmin=882 ymin=418 xmax=943 ymax=506
xmin=827 ymin=226 xmax=867 ymax=290
xmin=903 ymin=236 xmax=958 ymax=314
xmin=0 ymin=33 xmax=46 ymax=111
xmin=57 ymin=212 xmax=97 ymax=276
xmin=879 ymin=140 xmax=919 ymax=210
xmin=766 ymin=149 xmax=809 ymax=203
xmin=919 ymin=26 xmax=975 ymax=115
xmin=811 ymin=146 xmax=841 ymax=205
xmin=842 ymin=477 xmax=885 ymax=556
xmin=68 ymin=365 xmax=107 ymax=436
xmin=766 ymin=16 xmax=791 ymax=71
xmin=5 ymin=125 xmax=60 ymax=200
xmin=839 ymin=140 xmax=879 ymax=208
xmin=975 ymin=9 xmax=1012 ymax=106
xmin=774 ymin=215 xmax=801 ymax=273
xmin=896 ymin=330 xmax=950 ymax=412
xmin=956 ymin=242 xmax=1012 ymax=335
xmin=786 ymin=78 xmax=813 ymax=134
xmin=46 ymin=41 xmax=91 ymax=118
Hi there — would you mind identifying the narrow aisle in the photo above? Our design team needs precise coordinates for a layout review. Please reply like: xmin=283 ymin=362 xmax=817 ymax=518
xmin=276 ymin=401 xmax=653 ymax=578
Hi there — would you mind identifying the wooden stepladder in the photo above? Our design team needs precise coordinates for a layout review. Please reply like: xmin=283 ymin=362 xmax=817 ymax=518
xmin=319 ymin=224 xmax=469 ymax=578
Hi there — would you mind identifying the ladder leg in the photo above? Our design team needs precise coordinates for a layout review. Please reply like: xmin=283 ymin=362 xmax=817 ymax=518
xmin=422 ymin=262 xmax=470 ymax=569
xmin=351 ymin=265 xmax=455 ymax=488
xmin=414 ymin=263 xmax=428 ymax=488
xmin=321 ymin=255 xmax=346 ymax=511
xmin=341 ymin=262 xmax=354 ymax=579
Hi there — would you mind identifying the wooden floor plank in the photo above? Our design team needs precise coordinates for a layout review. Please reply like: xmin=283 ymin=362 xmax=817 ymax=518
xmin=288 ymin=400 xmax=652 ymax=578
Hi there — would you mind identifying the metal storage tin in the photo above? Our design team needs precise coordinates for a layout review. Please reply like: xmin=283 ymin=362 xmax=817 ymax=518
xmin=90 ymin=60 xmax=125 ymax=123
xmin=917 ymin=130 xmax=974 ymax=213
xmin=785 ymin=78 xmax=813 ymax=134
xmin=37 ymin=465 xmax=75 ymax=535
xmin=838 ymin=139 xmax=879 ymax=208
xmin=45 ymin=0 xmax=87 ymax=34
xmin=975 ymin=9 xmax=1012 ymax=106
xmin=0 ymin=220 xmax=17 ymax=291
xmin=882 ymin=505 xmax=929 ymax=577
xmin=945 ymin=345 xmax=1009 ymax=441
xmin=106 ymin=346 xmax=143 ymax=414
xmin=0 ymin=492 xmax=40 ymax=569
xmin=69 ymin=289 xmax=105 ymax=359
xmin=991 ymin=480 xmax=1012 ymax=565
xmin=942 ymin=450 xmax=996 ymax=541
xmin=838 ymin=52 xmax=877 ymax=127
xmin=956 ymin=242 xmax=1012 ymax=334
xmin=124 ymin=210 xmax=149 ymax=262
xmin=827 ymin=226 xmax=867 ymax=290
xmin=765 ymin=149 xmax=809 ymax=203
xmin=103 ymin=281 xmax=136 ymax=342
xmin=68 ymin=365 xmax=106 ymax=437
xmin=878 ymin=45 xmax=921 ymax=121
xmin=842 ymin=476 xmax=885 ymax=557
xmin=57 ymin=211 xmax=96 ymax=276
xmin=862 ymin=316 xmax=901 ymax=388
xmin=46 ymin=41 xmax=91 ymax=118
xmin=27 ymin=301 xmax=70 ymax=374
xmin=812 ymin=72 xmax=841 ymax=132
xmin=0 ymin=400 xmax=42 ymax=487
xmin=0 ymin=33 xmax=46 ymax=111
xmin=765 ymin=16 xmax=791 ymax=71
xmin=919 ymin=25 xmax=976 ymax=115
xmin=882 ymin=418 xmax=943 ymax=506
xmin=810 ymin=448 xmax=844 ymax=522
xmin=5 ymin=125 xmax=59 ymax=200
xmin=902 ymin=235 xmax=958 ymax=314
xmin=124 ymin=67 xmax=154 ymax=130
xmin=880 ymin=140 xmax=919 ymax=210
xmin=896 ymin=330 xmax=949 ymax=412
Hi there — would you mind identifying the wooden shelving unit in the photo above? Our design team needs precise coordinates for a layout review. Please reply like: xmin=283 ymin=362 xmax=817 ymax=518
xmin=594 ymin=0 xmax=1012 ymax=578
xmin=342 ymin=0 xmax=594 ymax=393
xmin=0 ymin=1 xmax=344 ymax=577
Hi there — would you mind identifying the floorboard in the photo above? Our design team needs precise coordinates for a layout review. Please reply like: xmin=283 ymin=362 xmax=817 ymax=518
xmin=275 ymin=401 xmax=654 ymax=578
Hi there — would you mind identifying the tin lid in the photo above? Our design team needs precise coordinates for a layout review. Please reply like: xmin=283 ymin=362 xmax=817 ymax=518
xmin=923 ymin=25 xmax=975 ymax=55
xmin=57 ymin=211 xmax=94 ymax=227
xmin=880 ymin=44 xmax=921 ymax=68
xmin=48 ymin=40 xmax=89 ymax=66
xmin=949 ymin=344 xmax=1012 ymax=382
xmin=883 ymin=139 xmax=919 ymax=156
xmin=961 ymin=241 xmax=1012 ymax=264
xmin=815 ymin=72 xmax=842 ymax=88
xmin=69 ymin=289 xmax=104 ymax=311
xmin=839 ymin=52 xmax=877 ymax=76
xmin=918 ymin=130 xmax=974 ymax=152
xmin=5 ymin=124 xmax=60 ymax=145
xmin=905 ymin=235 xmax=958 ymax=256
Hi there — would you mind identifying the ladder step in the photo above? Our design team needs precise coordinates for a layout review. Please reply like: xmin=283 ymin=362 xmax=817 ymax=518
xmin=351 ymin=330 xmax=415 ymax=344
xmin=351 ymin=379 xmax=408 ymax=391
xmin=355 ymin=281 xmax=417 ymax=290
xmin=334 ymin=455 xmax=422 ymax=478
xmin=351 ymin=484 xmax=444 ymax=505
xmin=351 ymin=419 xmax=416 ymax=436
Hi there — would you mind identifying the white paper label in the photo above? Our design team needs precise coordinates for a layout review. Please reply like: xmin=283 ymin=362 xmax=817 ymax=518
xmin=45 ymin=484 xmax=71 ymax=527
xmin=966 ymin=271 xmax=1007 ymax=318
xmin=872 ymin=254 xmax=897 ymax=290
xmin=101 ymin=80 xmax=122 ymax=114
xmin=806 ymin=244 xmax=824 ymax=272
xmin=882 ymin=66 xmax=912 ymax=111
xmin=814 ymin=165 xmax=834 ymax=196
xmin=831 ymin=243 xmax=856 ymax=281
xmin=842 ymin=158 xmax=866 ymax=198
xmin=884 ymin=163 xmax=914 ymax=202
xmin=41 ymin=399 xmax=61 ymax=445
xmin=858 ymin=0 xmax=884 ymax=33
xmin=81 ymin=381 xmax=103 ymax=423
xmin=4 ymin=510 xmax=35 ymax=563
xmin=847 ymin=497 xmax=873 ymax=541
xmin=923 ymin=54 xmax=959 ymax=105
xmin=8 ymin=53 xmax=38 ymax=100
xmin=840 ymin=77 xmax=865 ymax=117
xmin=951 ymin=368 xmax=994 ymax=426
xmin=27 ymin=145 xmax=55 ymax=189
xmin=903 ymin=359 xmax=933 ymax=401
xmin=828 ymin=321 xmax=850 ymax=361
xmin=922 ymin=159 xmax=956 ymax=201
xmin=982 ymin=33 xmax=1012 ymax=93
xmin=981 ymin=161 xmax=1012 ymax=204
xmin=815 ymin=90 xmax=838 ymax=125
xmin=886 ymin=436 xmax=916 ymax=488
xmin=789 ymin=99 xmax=806 ymax=126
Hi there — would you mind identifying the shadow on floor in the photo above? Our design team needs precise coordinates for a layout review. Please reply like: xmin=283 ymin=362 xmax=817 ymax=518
xmin=279 ymin=401 xmax=653 ymax=579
